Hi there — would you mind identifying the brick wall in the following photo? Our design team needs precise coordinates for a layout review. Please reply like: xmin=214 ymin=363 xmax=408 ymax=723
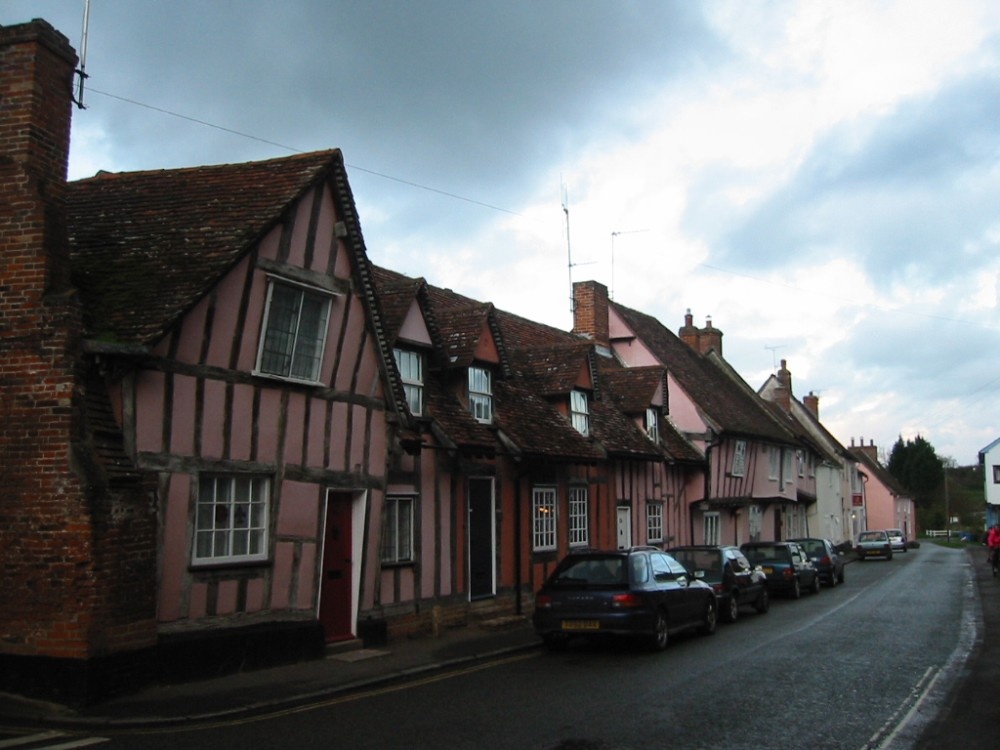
xmin=0 ymin=20 xmax=157 ymax=702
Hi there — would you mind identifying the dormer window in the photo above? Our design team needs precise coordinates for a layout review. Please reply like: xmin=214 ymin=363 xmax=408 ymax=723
xmin=256 ymin=280 xmax=331 ymax=383
xmin=469 ymin=366 xmax=492 ymax=423
xmin=571 ymin=390 xmax=590 ymax=436
xmin=394 ymin=348 xmax=424 ymax=416
xmin=645 ymin=408 xmax=660 ymax=444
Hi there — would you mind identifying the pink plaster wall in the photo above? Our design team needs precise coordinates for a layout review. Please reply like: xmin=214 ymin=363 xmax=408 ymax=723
xmin=328 ymin=401 xmax=349 ymax=471
xmin=216 ymin=580 xmax=239 ymax=616
xmin=169 ymin=374 xmax=196 ymax=455
xmin=255 ymin=389 xmax=281 ymax=463
xmin=271 ymin=542 xmax=294 ymax=610
xmin=297 ymin=542 xmax=316 ymax=609
xmin=134 ymin=371 xmax=165 ymax=454
xmin=306 ymin=400 xmax=328 ymax=468
xmin=200 ymin=378 xmax=227 ymax=459
xmin=246 ymin=578 xmax=265 ymax=613
xmin=665 ymin=374 xmax=707 ymax=437
xmin=230 ymin=384 xmax=255 ymax=461
xmin=276 ymin=480 xmax=320 ymax=538
xmin=398 ymin=300 xmax=432 ymax=345
xmin=158 ymin=473 xmax=192 ymax=622
xmin=284 ymin=396 xmax=306 ymax=465
xmin=349 ymin=404 xmax=368 ymax=472
xmin=189 ymin=583 xmax=208 ymax=619
xmin=205 ymin=256 xmax=249 ymax=366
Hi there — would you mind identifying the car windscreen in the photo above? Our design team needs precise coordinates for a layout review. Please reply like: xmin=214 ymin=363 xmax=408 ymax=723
xmin=670 ymin=550 xmax=722 ymax=581
xmin=549 ymin=556 xmax=628 ymax=587
xmin=797 ymin=540 xmax=824 ymax=555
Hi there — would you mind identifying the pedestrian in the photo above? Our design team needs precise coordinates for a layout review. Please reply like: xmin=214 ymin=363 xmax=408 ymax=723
xmin=987 ymin=524 xmax=1000 ymax=572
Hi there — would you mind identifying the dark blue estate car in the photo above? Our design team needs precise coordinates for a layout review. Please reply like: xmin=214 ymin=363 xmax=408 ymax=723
xmin=740 ymin=541 xmax=820 ymax=599
xmin=533 ymin=547 xmax=717 ymax=651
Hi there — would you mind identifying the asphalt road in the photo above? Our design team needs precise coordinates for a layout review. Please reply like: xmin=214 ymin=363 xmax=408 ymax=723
xmin=6 ymin=544 xmax=974 ymax=750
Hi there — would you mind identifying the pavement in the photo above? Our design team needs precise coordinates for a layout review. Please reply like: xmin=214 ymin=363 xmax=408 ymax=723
xmin=0 ymin=546 xmax=995 ymax=747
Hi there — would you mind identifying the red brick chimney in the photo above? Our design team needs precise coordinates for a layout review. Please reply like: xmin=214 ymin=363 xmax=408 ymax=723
xmin=699 ymin=315 xmax=722 ymax=355
xmin=852 ymin=438 xmax=879 ymax=463
xmin=680 ymin=312 xmax=724 ymax=356
xmin=772 ymin=359 xmax=792 ymax=411
xmin=679 ymin=309 xmax=699 ymax=350
xmin=572 ymin=280 xmax=610 ymax=347
xmin=0 ymin=20 xmax=156 ymax=704
xmin=803 ymin=391 xmax=819 ymax=419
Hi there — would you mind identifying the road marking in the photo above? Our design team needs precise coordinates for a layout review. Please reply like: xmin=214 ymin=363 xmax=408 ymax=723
xmin=859 ymin=665 xmax=941 ymax=750
xmin=0 ymin=733 xmax=107 ymax=749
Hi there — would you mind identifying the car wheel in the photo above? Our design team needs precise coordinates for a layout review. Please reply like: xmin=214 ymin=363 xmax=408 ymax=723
xmin=700 ymin=599 xmax=717 ymax=636
xmin=723 ymin=595 xmax=739 ymax=623
xmin=887 ymin=551 xmax=893 ymax=561
xmin=754 ymin=587 xmax=770 ymax=614
xmin=648 ymin=611 xmax=669 ymax=651
xmin=837 ymin=567 xmax=845 ymax=584
xmin=542 ymin=634 xmax=569 ymax=652
xmin=828 ymin=570 xmax=837 ymax=587
xmin=810 ymin=575 xmax=821 ymax=595
xmin=790 ymin=578 xmax=801 ymax=599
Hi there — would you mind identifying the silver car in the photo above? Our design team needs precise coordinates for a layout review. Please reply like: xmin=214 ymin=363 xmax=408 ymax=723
xmin=856 ymin=530 xmax=893 ymax=561
xmin=885 ymin=528 xmax=908 ymax=552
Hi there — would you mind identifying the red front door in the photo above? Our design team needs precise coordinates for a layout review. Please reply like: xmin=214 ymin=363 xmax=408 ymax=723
xmin=319 ymin=492 xmax=353 ymax=642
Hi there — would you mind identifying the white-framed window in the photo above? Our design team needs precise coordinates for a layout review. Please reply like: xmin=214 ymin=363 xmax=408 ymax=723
xmin=647 ymin=502 xmax=664 ymax=543
xmin=748 ymin=504 xmax=763 ymax=543
xmin=394 ymin=348 xmax=424 ymax=416
xmin=993 ymin=465 xmax=1000 ymax=483
xmin=193 ymin=475 xmax=270 ymax=565
xmin=570 ymin=390 xmax=590 ymax=436
xmin=731 ymin=439 xmax=747 ymax=477
xmin=796 ymin=450 xmax=805 ymax=477
xmin=256 ymin=279 xmax=331 ymax=383
xmin=381 ymin=495 xmax=414 ymax=564
xmin=469 ymin=366 xmax=493 ymax=423
xmin=782 ymin=449 xmax=793 ymax=486
xmin=568 ymin=487 xmax=589 ymax=547
xmin=645 ymin=408 xmax=659 ymax=444
xmin=532 ymin=486 xmax=557 ymax=551
xmin=769 ymin=446 xmax=780 ymax=480
xmin=703 ymin=511 xmax=720 ymax=546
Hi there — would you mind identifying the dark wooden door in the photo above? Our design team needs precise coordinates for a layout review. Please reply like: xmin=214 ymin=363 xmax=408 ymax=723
xmin=468 ymin=478 xmax=495 ymax=600
xmin=319 ymin=492 xmax=353 ymax=642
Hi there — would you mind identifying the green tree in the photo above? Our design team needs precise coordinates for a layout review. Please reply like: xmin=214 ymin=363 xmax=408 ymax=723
xmin=886 ymin=434 xmax=944 ymax=507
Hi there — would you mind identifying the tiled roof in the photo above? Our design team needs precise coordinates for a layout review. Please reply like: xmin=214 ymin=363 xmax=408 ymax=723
xmin=611 ymin=302 xmax=797 ymax=445
xmin=509 ymin=342 xmax=594 ymax=396
xmin=494 ymin=379 xmax=605 ymax=461
xmin=67 ymin=150 xmax=343 ymax=344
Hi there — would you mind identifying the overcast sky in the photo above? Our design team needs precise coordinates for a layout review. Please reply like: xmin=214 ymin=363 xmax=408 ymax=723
xmin=7 ymin=1 xmax=1000 ymax=466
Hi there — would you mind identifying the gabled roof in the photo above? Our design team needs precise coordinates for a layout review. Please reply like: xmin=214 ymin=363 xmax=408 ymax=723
xmin=611 ymin=301 xmax=797 ymax=445
xmin=67 ymin=150 xmax=345 ymax=344
xmin=423 ymin=286 xmax=512 ymax=377
xmin=849 ymin=447 xmax=909 ymax=497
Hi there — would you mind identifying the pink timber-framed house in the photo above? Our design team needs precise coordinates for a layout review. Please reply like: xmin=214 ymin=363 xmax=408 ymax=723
xmin=571 ymin=281 xmax=819 ymax=548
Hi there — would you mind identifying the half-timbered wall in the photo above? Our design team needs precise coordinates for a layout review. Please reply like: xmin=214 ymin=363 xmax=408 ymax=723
xmin=114 ymin=183 xmax=389 ymax=633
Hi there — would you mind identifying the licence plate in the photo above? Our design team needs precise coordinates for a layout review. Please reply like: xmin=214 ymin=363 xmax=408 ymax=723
xmin=562 ymin=620 xmax=600 ymax=631
xmin=762 ymin=566 xmax=774 ymax=574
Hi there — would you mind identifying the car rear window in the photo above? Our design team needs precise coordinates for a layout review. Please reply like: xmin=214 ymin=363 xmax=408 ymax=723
xmin=743 ymin=545 xmax=785 ymax=563
xmin=551 ymin=556 xmax=628 ymax=586
xmin=859 ymin=532 xmax=884 ymax=541
xmin=798 ymin=540 xmax=824 ymax=555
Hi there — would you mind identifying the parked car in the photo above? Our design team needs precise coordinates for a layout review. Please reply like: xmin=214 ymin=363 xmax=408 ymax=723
xmin=789 ymin=537 xmax=845 ymax=587
xmin=740 ymin=541 xmax=820 ymax=599
xmin=856 ymin=530 xmax=893 ymax=560
xmin=532 ymin=547 xmax=717 ymax=651
xmin=668 ymin=545 xmax=769 ymax=622
xmin=885 ymin=528 xmax=908 ymax=552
